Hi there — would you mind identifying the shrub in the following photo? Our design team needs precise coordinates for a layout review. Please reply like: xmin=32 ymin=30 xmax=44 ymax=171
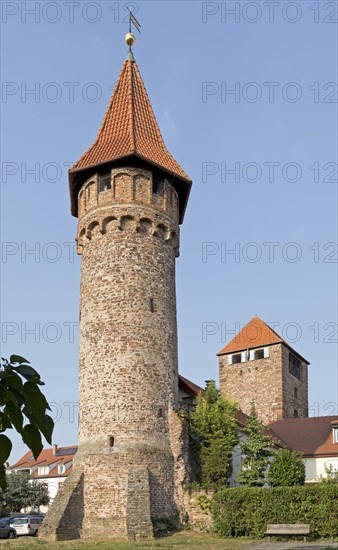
xmin=269 ymin=449 xmax=305 ymax=487
xmin=212 ymin=484 xmax=338 ymax=539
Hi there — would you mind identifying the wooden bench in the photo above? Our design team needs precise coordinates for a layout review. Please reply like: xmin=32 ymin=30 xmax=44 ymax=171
xmin=265 ymin=524 xmax=310 ymax=542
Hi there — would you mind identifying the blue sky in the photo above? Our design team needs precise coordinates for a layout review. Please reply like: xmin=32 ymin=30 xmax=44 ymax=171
xmin=1 ymin=1 xmax=337 ymax=462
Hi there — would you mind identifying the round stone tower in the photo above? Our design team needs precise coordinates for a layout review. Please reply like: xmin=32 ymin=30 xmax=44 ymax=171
xmin=40 ymin=48 xmax=192 ymax=541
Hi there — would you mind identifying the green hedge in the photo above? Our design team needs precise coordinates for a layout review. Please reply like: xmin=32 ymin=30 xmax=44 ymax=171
xmin=212 ymin=484 xmax=338 ymax=539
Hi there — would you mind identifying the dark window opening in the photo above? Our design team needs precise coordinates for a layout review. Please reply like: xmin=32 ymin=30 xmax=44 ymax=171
xmin=99 ymin=174 xmax=111 ymax=192
xmin=289 ymin=354 xmax=301 ymax=379
xmin=294 ymin=410 xmax=298 ymax=418
xmin=108 ymin=435 xmax=115 ymax=447
xmin=294 ymin=387 xmax=298 ymax=399
xmin=255 ymin=349 xmax=265 ymax=360
xmin=150 ymin=298 xmax=155 ymax=313
xmin=232 ymin=353 xmax=242 ymax=364
xmin=153 ymin=179 xmax=164 ymax=196
xmin=158 ymin=408 xmax=164 ymax=418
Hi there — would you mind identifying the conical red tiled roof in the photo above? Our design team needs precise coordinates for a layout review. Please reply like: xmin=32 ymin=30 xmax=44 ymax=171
xmin=71 ymin=56 xmax=190 ymax=181
xmin=69 ymin=54 xmax=191 ymax=221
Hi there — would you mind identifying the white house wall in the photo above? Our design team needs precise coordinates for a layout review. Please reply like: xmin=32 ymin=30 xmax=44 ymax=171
xmin=304 ymin=456 xmax=338 ymax=483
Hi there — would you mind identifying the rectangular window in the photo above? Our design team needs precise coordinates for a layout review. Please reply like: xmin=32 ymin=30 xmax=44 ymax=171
xmin=255 ymin=349 xmax=265 ymax=360
xmin=38 ymin=466 xmax=49 ymax=475
xmin=58 ymin=465 xmax=66 ymax=474
xmin=333 ymin=427 xmax=338 ymax=444
xmin=232 ymin=353 xmax=242 ymax=364
xmin=289 ymin=353 xmax=301 ymax=379
xmin=99 ymin=174 xmax=111 ymax=192
xmin=153 ymin=179 xmax=164 ymax=196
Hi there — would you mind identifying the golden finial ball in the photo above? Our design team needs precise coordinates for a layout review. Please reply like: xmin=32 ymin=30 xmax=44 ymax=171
xmin=125 ymin=33 xmax=136 ymax=47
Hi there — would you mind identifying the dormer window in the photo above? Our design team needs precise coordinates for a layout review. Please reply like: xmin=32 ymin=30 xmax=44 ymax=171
xmin=58 ymin=464 xmax=66 ymax=474
xmin=99 ymin=174 xmax=111 ymax=192
xmin=333 ymin=426 xmax=338 ymax=444
xmin=38 ymin=466 xmax=49 ymax=475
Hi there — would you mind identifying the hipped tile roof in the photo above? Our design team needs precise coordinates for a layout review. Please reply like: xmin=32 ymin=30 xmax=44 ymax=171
xmin=217 ymin=316 xmax=309 ymax=364
xmin=70 ymin=56 xmax=191 ymax=186
xmin=218 ymin=316 xmax=283 ymax=355
xmin=269 ymin=416 xmax=338 ymax=457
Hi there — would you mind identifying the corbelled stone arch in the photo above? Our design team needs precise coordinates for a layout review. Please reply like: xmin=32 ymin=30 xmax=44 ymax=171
xmin=102 ymin=216 xmax=118 ymax=235
xmin=86 ymin=220 xmax=101 ymax=240
xmin=138 ymin=217 xmax=154 ymax=236
xmin=154 ymin=223 xmax=168 ymax=241
xmin=119 ymin=214 xmax=136 ymax=232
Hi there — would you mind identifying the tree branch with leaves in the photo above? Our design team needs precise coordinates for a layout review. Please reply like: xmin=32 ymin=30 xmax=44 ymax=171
xmin=0 ymin=355 xmax=54 ymax=490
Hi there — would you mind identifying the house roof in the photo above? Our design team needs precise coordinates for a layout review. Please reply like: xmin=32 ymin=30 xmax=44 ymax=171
xmin=217 ymin=315 xmax=309 ymax=364
xmin=234 ymin=409 xmax=286 ymax=449
xmin=178 ymin=374 xmax=204 ymax=397
xmin=268 ymin=416 xmax=338 ymax=457
xmin=9 ymin=446 xmax=77 ymax=479
xmin=69 ymin=54 xmax=192 ymax=223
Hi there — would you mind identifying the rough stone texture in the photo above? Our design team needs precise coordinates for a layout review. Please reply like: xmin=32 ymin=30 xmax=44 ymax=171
xmin=39 ymin=470 xmax=84 ymax=540
xmin=126 ymin=466 xmax=153 ymax=539
xmin=183 ymin=490 xmax=214 ymax=531
xmin=169 ymin=408 xmax=190 ymax=525
xmin=42 ymin=167 xmax=189 ymax=540
xmin=281 ymin=345 xmax=309 ymax=419
xmin=219 ymin=343 xmax=308 ymax=425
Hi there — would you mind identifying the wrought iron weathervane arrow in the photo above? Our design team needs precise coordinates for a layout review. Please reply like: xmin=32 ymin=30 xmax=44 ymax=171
xmin=125 ymin=9 xmax=141 ymax=52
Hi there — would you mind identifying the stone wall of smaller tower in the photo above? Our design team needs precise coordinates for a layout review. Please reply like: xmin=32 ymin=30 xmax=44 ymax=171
xmin=219 ymin=343 xmax=308 ymax=424
xmin=219 ymin=344 xmax=283 ymax=424
xmin=281 ymin=345 xmax=309 ymax=419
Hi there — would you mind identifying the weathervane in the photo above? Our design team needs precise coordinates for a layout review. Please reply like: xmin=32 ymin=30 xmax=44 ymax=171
xmin=125 ymin=9 xmax=141 ymax=52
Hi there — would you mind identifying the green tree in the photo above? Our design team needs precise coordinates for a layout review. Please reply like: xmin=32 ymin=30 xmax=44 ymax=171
xmin=268 ymin=448 xmax=305 ymax=486
xmin=189 ymin=381 xmax=238 ymax=487
xmin=0 ymin=471 xmax=49 ymax=512
xmin=236 ymin=402 xmax=273 ymax=487
xmin=0 ymin=355 xmax=54 ymax=490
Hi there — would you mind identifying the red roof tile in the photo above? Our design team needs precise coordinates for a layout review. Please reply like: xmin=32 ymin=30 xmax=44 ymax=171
xmin=10 ymin=445 xmax=77 ymax=478
xmin=69 ymin=55 xmax=191 ymax=221
xmin=217 ymin=316 xmax=309 ymax=364
xmin=218 ymin=316 xmax=283 ymax=355
xmin=268 ymin=416 xmax=338 ymax=457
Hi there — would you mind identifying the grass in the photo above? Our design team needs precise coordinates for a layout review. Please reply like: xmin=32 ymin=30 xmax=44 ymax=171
xmin=0 ymin=531 xmax=253 ymax=549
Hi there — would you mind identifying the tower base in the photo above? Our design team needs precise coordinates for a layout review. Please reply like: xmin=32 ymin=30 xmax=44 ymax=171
xmin=40 ymin=465 xmax=155 ymax=541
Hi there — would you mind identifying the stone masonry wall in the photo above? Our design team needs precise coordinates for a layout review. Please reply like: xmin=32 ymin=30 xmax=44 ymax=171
xmin=219 ymin=343 xmax=309 ymax=424
xmin=40 ymin=469 xmax=84 ymax=541
xmin=74 ymin=167 xmax=183 ymax=538
xmin=219 ymin=344 xmax=284 ymax=424
xmin=183 ymin=490 xmax=214 ymax=531
xmin=281 ymin=345 xmax=309 ymax=418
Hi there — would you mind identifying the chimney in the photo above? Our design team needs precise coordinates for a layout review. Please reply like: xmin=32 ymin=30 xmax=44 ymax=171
xmin=52 ymin=444 xmax=58 ymax=456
